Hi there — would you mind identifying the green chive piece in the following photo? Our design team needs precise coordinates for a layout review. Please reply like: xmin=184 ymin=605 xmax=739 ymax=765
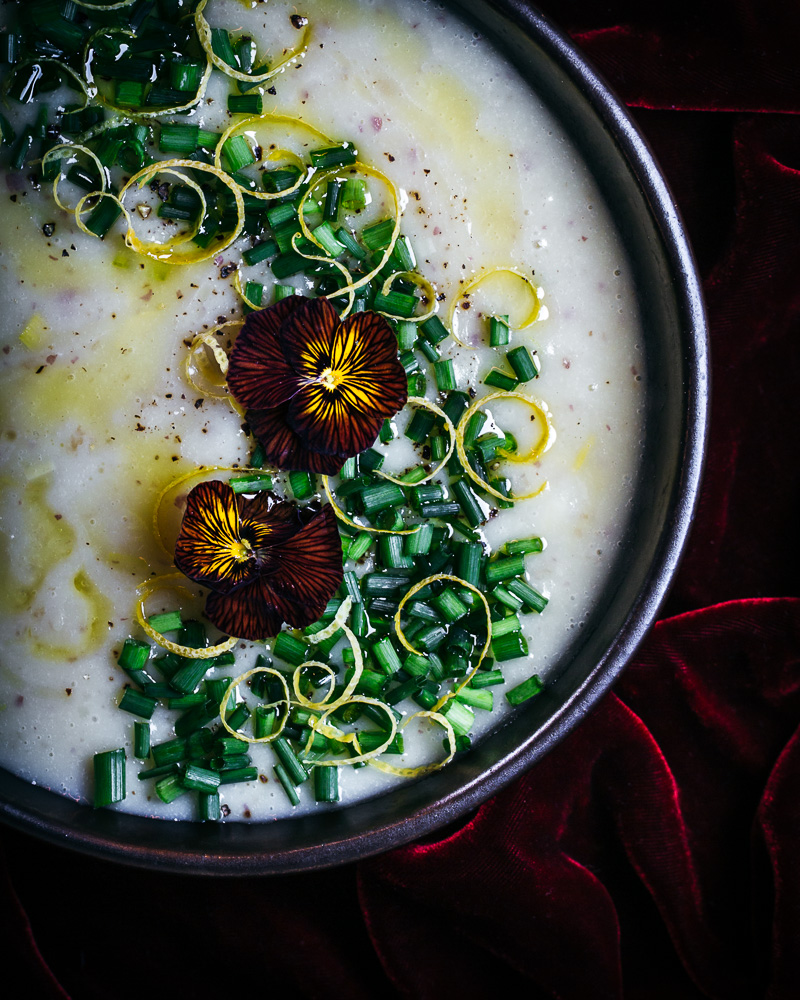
xmin=222 ymin=133 xmax=255 ymax=173
xmin=404 ymin=522 xmax=434 ymax=556
xmin=119 ymin=687 xmax=158 ymax=720
xmin=491 ymin=630 xmax=530 ymax=661
xmin=507 ymin=345 xmax=539 ymax=382
xmin=504 ymin=536 xmax=544 ymax=556
xmin=118 ymin=638 xmax=150 ymax=674
xmin=133 ymin=721 xmax=151 ymax=759
xmin=489 ymin=314 xmax=510 ymax=346
xmin=273 ymin=736 xmax=309 ymax=785
xmin=506 ymin=673 xmax=544 ymax=705
xmin=218 ymin=766 xmax=259 ymax=785
xmin=313 ymin=765 xmax=340 ymax=802
xmin=183 ymin=763 xmax=221 ymax=794
xmin=491 ymin=614 xmax=522 ymax=638
xmin=156 ymin=772 xmax=187 ymax=803
xmin=455 ymin=686 xmax=494 ymax=711
xmin=433 ymin=358 xmax=456 ymax=392
xmin=310 ymin=142 xmax=357 ymax=169
xmin=289 ymin=470 xmax=315 ymax=500
xmin=485 ymin=553 xmax=526 ymax=584
xmin=273 ymin=633 xmax=309 ymax=666
xmin=199 ymin=791 xmax=221 ymax=821
xmin=484 ymin=367 xmax=520 ymax=391
xmin=147 ymin=610 xmax=183 ymax=633
xmin=94 ymin=748 xmax=126 ymax=807
xmin=420 ymin=315 xmax=449 ymax=344
xmin=341 ymin=177 xmax=367 ymax=211
xmin=469 ymin=669 xmax=505 ymax=689
xmin=274 ymin=763 xmax=300 ymax=805
xmin=228 ymin=93 xmax=263 ymax=115
xmin=506 ymin=578 xmax=550 ymax=614
xmin=441 ymin=699 xmax=474 ymax=736
xmin=170 ymin=658 xmax=214 ymax=695
xmin=158 ymin=122 xmax=199 ymax=155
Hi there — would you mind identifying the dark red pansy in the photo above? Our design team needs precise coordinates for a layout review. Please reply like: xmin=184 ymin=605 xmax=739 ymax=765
xmin=227 ymin=296 xmax=408 ymax=474
xmin=174 ymin=480 xmax=343 ymax=640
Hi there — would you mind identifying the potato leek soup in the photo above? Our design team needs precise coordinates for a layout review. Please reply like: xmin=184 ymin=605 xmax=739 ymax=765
xmin=0 ymin=0 xmax=645 ymax=820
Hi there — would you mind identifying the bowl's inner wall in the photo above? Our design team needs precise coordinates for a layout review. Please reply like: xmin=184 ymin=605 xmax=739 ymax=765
xmin=0 ymin=0 xmax=700 ymax=873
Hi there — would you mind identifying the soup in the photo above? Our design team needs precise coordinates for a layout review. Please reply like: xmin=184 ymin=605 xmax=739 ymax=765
xmin=0 ymin=0 xmax=644 ymax=820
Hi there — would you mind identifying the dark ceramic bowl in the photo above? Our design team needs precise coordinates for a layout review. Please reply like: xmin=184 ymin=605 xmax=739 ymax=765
xmin=0 ymin=0 xmax=707 ymax=874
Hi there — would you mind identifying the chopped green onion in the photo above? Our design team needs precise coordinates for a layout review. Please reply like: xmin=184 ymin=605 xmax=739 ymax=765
xmin=485 ymin=553 xmax=526 ymax=584
xmin=489 ymin=314 xmax=510 ymax=346
xmin=94 ymin=748 xmax=126 ymax=807
xmin=289 ymin=470 xmax=315 ymax=501
xmin=310 ymin=142 xmax=357 ymax=169
xmin=228 ymin=93 xmax=263 ymax=115
xmin=506 ymin=578 xmax=549 ymax=614
xmin=119 ymin=687 xmax=158 ymax=719
xmin=484 ymin=367 xmax=519 ymax=391
xmin=222 ymin=134 xmax=255 ymax=173
xmin=147 ymin=610 xmax=183 ymax=633
xmin=506 ymin=673 xmax=544 ymax=705
xmin=433 ymin=358 xmax=456 ymax=392
xmin=507 ymin=345 xmax=539 ymax=382
xmin=273 ymin=763 xmax=300 ymax=805
xmin=505 ymin=536 xmax=544 ymax=556
xmin=491 ymin=630 xmax=529 ymax=661
xmin=133 ymin=720 xmax=151 ymax=759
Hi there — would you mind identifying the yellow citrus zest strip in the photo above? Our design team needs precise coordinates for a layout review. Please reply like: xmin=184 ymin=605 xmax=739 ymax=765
xmin=74 ymin=0 xmax=136 ymax=8
xmin=214 ymin=113 xmax=332 ymax=200
xmin=298 ymin=162 xmax=403 ymax=299
xmin=195 ymin=0 xmax=310 ymax=85
xmin=218 ymin=666 xmax=290 ymax=744
xmin=290 ymin=598 xmax=354 ymax=712
xmin=311 ymin=696 xmax=398 ymax=767
xmin=394 ymin=574 xmax=491 ymax=713
xmin=136 ymin=573 xmax=238 ymax=657
xmin=297 ymin=618 xmax=364 ymax=716
xmin=456 ymin=391 xmax=553 ymax=501
xmin=151 ymin=465 xmax=275 ymax=560
xmin=378 ymin=270 xmax=438 ymax=324
xmin=184 ymin=321 xmax=243 ymax=399
xmin=289 ymin=231 xmax=356 ymax=317
xmin=448 ymin=267 xmax=542 ymax=347
xmin=118 ymin=159 xmax=244 ymax=264
xmin=368 ymin=709 xmax=457 ymax=777
xmin=321 ymin=476 xmax=422 ymax=537
xmin=42 ymin=144 xmax=107 ymax=213
xmin=374 ymin=396 xmax=455 ymax=488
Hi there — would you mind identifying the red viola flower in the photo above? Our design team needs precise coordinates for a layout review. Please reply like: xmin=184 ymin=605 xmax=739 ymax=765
xmin=174 ymin=480 xmax=343 ymax=640
xmin=227 ymin=296 xmax=408 ymax=475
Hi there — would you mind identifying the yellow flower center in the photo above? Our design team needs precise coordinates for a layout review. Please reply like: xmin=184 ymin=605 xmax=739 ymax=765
xmin=319 ymin=366 xmax=346 ymax=391
xmin=230 ymin=538 xmax=253 ymax=563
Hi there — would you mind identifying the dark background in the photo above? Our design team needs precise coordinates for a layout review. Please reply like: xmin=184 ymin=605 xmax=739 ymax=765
xmin=3 ymin=1 xmax=799 ymax=997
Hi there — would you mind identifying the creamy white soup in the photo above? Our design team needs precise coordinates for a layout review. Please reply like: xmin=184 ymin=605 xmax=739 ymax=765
xmin=0 ymin=0 xmax=644 ymax=819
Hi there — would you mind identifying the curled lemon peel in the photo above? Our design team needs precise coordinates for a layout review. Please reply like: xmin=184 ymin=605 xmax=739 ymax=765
xmin=42 ymin=144 xmax=107 ymax=213
xmin=311 ymin=696 xmax=398 ymax=767
xmin=368 ymin=709 xmax=457 ymax=777
xmin=184 ymin=320 xmax=243 ymax=399
xmin=74 ymin=189 xmax=126 ymax=240
xmin=195 ymin=0 xmax=310 ymax=85
xmin=394 ymin=574 xmax=491 ymax=714
xmin=73 ymin=0 xmax=136 ymax=8
xmin=218 ymin=666 xmax=290 ymax=744
xmin=448 ymin=267 xmax=542 ymax=347
xmin=289 ymin=230 xmax=356 ymax=317
xmin=135 ymin=573 xmax=239 ymax=657
xmin=152 ymin=464 xmax=275 ymax=560
xmin=118 ymin=159 xmax=245 ymax=264
xmin=378 ymin=270 xmax=438 ymax=324
xmin=456 ymin=391 xmax=553 ymax=501
xmin=374 ymin=396 xmax=455 ymax=488
xmin=215 ymin=113 xmax=332 ymax=201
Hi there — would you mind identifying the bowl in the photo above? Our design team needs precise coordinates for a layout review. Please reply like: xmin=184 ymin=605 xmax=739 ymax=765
xmin=0 ymin=0 xmax=708 ymax=874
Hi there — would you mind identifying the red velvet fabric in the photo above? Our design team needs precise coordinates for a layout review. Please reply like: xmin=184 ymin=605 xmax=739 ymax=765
xmin=4 ymin=1 xmax=799 ymax=997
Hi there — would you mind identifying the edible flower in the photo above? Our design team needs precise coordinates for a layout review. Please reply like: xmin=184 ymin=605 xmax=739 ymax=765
xmin=227 ymin=296 xmax=408 ymax=474
xmin=174 ymin=480 xmax=343 ymax=640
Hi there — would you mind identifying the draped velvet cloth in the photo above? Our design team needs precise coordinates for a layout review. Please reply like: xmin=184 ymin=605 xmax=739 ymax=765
xmin=3 ymin=1 xmax=799 ymax=997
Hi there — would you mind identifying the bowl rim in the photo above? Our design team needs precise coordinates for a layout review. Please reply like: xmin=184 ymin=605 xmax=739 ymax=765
xmin=0 ymin=0 xmax=709 ymax=874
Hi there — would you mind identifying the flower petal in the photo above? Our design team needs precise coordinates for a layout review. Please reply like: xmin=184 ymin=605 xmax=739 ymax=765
xmin=174 ymin=480 xmax=256 ymax=594
xmin=278 ymin=296 xmax=340 ymax=379
xmin=248 ymin=405 xmax=347 ymax=475
xmin=204 ymin=505 xmax=343 ymax=640
xmin=227 ymin=296 xmax=305 ymax=410
xmin=286 ymin=310 xmax=408 ymax=457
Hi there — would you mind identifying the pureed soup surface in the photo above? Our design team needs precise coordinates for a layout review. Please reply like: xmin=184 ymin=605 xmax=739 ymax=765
xmin=0 ymin=0 xmax=644 ymax=820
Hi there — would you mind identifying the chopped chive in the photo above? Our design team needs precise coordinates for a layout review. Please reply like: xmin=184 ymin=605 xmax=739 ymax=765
xmin=347 ymin=531 xmax=373 ymax=562
xmin=484 ymin=367 xmax=519 ymax=391
xmin=491 ymin=630 xmax=529 ymax=661
xmin=361 ymin=218 xmax=395 ymax=250
xmin=491 ymin=614 xmax=522 ymax=638
xmin=341 ymin=570 xmax=363 ymax=605
xmin=147 ymin=610 xmax=183 ymax=633
xmin=211 ymin=27 xmax=239 ymax=68
xmin=273 ymin=736 xmax=309 ymax=785
xmin=420 ymin=314 xmax=449 ymax=345
xmin=395 ymin=320 xmax=417 ymax=351
xmin=441 ymin=699 xmax=474 ymax=736
xmin=313 ymin=764 xmax=340 ymax=802
xmin=504 ymin=536 xmax=544 ymax=556
xmin=372 ymin=636 xmax=402 ymax=674
xmin=419 ymin=501 xmax=460 ymax=518
xmin=199 ymin=791 xmax=221 ymax=821
xmin=379 ymin=534 xmax=413 ymax=569
xmin=462 ymin=411 xmax=487 ymax=449
xmin=431 ymin=588 xmax=469 ymax=623
xmin=373 ymin=289 xmax=418 ymax=317
xmin=507 ymin=345 xmax=539 ymax=381
xmin=118 ymin=638 xmax=150 ymax=674
xmin=94 ymin=748 xmax=126 ymax=807
xmin=492 ymin=584 xmax=525 ymax=612
xmin=455 ymin=686 xmax=493 ymax=711
xmin=404 ymin=522 xmax=433 ymax=555
xmin=341 ymin=177 xmax=367 ymax=211
xmin=119 ymin=687 xmax=158 ymax=720
xmin=228 ymin=93 xmax=263 ymax=115
xmin=288 ymin=470 xmax=315 ymax=500
xmin=489 ymin=314 xmax=510 ymax=346
xmin=506 ymin=673 xmax=544 ymax=705
xmin=133 ymin=720 xmax=151 ymax=759
xmin=469 ymin=669 xmax=505 ymax=689
xmin=451 ymin=478 xmax=488 ymax=528
xmin=310 ymin=142 xmax=357 ymax=169
xmin=183 ymin=763 xmax=221 ymax=794
xmin=274 ymin=763 xmax=300 ymax=805
xmin=506 ymin=578 xmax=549 ymax=614
xmin=433 ymin=358 xmax=456 ymax=392
xmin=222 ymin=133 xmax=255 ymax=173
xmin=158 ymin=122 xmax=199 ymax=155
xmin=485 ymin=553 xmax=526 ymax=584
xmin=416 ymin=336 xmax=440 ymax=363
xmin=273 ymin=633 xmax=309 ymax=666
xmin=217 ymin=766 xmax=259 ymax=785
xmin=361 ymin=482 xmax=405 ymax=514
